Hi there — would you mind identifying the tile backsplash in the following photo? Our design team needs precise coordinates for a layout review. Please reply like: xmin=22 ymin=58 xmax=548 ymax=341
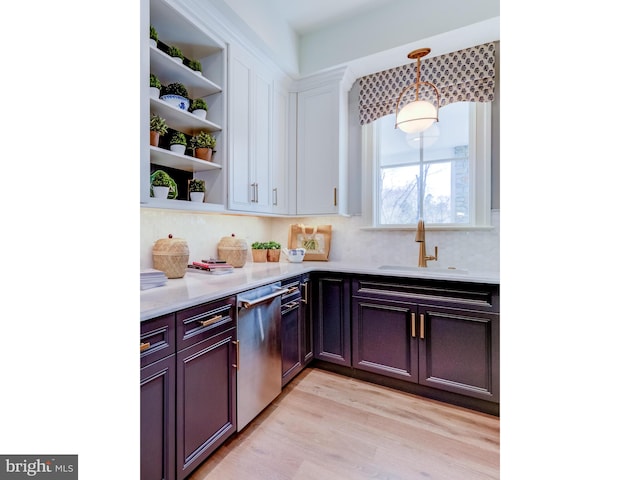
xmin=141 ymin=209 xmax=499 ymax=272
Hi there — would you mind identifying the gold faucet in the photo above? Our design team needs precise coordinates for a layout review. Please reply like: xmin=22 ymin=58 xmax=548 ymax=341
xmin=415 ymin=219 xmax=438 ymax=267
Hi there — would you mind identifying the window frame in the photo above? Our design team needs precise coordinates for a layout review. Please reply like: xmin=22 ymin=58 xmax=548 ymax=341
xmin=361 ymin=101 xmax=493 ymax=230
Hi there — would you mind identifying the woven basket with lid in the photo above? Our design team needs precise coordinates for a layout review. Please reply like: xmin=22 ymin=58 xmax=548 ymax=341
xmin=152 ymin=234 xmax=189 ymax=278
xmin=217 ymin=234 xmax=248 ymax=267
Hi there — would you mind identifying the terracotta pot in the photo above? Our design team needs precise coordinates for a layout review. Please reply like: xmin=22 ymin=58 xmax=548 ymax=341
xmin=194 ymin=147 xmax=213 ymax=162
xmin=150 ymin=130 xmax=160 ymax=147
xmin=251 ymin=249 xmax=267 ymax=263
xmin=267 ymin=249 xmax=281 ymax=262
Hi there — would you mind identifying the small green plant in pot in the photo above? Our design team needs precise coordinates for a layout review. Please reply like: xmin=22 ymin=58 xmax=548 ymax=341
xmin=150 ymin=170 xmax=177 ymax=199
xmin=189 ymin=98 xmax=208 ymax=119
xmin=190 ymin=131 xmax=216 ymax=162
xmin=150 ymin=25 xmax=158 ymax=46
xmin=169 ymin=132 xmax=187 ymax=155
xmin=150 ymin=114 xmax=168 ymax=146
xmin=150 ymin=74 xmax=161 ymax=99
xmin=251 ymin=242 xmax=268 ymax=263
xmin=188 ymin=59 xmax=202 ymax=73
xmin=188 ymin=178 xmax=205 ymax=202
xmin=265 ymin=241 xmax=281 ymax=262
xmin=167 ymin=45 xmax=184 ymax=62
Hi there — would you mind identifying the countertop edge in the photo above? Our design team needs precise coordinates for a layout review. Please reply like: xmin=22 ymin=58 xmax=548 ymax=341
xmin=140 ymin=262 xmax=499 ymax=321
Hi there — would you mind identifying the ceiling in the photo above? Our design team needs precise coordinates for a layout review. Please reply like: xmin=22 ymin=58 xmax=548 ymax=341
xmin=267 ymin=0 xmax=399 ymax=34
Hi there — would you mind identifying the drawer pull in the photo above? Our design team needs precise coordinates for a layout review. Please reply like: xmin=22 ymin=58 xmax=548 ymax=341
xmin=286 ymin=286 xmax=299 ymax=295
xmin=232 ymin=340 xmax=240 ymax=370
xmin=411 ymin=313 xmax=416 ymax=338
xmin=419 ymin=314 xmax=425 ymax=340
xmin=200 ymin=314 xmax=223 ymax=327
xmin=140 ymin=342 xmax=151 ymax=352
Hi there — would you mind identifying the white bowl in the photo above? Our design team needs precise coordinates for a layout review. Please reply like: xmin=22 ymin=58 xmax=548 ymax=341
xmin=160 ymin=94 xmax=189 ymax=111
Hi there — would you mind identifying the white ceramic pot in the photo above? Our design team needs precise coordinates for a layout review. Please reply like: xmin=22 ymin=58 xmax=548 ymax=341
xmin=150 ymin=87 xmax=160 ymax=99
xmin=190 ymin=192 xmax=204 ymax=202
xmin=150 ymin=39 xmax=157 ymax=48
xmin=152 ymin=185 xmax=170 ymax=199
xmin=170 ymin=144 xmax=186 ymax=155
xmin=160 ymin=95 xmax=189 ymax=111
xmin=171 ymin=55 xmax=183 ymax=64
xmin=192 ymin=109 xmax=207 ymax=119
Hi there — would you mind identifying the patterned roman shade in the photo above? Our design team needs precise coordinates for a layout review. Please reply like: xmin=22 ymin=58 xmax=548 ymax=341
xmin=358 ymin=42 xmax=496 ymax=125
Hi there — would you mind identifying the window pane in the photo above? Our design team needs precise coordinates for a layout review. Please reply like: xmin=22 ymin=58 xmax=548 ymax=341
xmin=375 ymin=102 xmax=472 ymax=225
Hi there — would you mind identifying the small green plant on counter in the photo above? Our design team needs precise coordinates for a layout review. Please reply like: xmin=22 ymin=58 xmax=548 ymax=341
xmin=170 ymin=132 xmax=187 ymax=146
xmin=150 ymin=25 xmax=158 ymax=42
xmin=167 ymin=45 xmax=184 ymax=60
xmin=189 ymin=179 xmax=205 ymax=193
xmin=162 ymin=82 xmax=189 ymax=98
xmin=190 ymin=131 xmax=216 ymax=150
xmin=150 ymin=114 xmax=168 ymax=135
xmin=150 ymin=74 xmax=161 ymax=89
xmin=265 ymin=241 xmax=281 ymax=250
xmin=189 ymin=98 xmax=208 ymax=112
xmin=188 ymin=59 xmax=202 ymax=72
xmin=251 ymin=242 xmax=268 ymax=250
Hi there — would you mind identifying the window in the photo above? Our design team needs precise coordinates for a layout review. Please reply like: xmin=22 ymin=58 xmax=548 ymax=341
xmin=363 ymin=101 xmax=491 ymax=228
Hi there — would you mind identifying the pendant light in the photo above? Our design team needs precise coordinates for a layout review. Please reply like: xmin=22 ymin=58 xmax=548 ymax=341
xmin=395 ymin=48 xmax=440 ymax=134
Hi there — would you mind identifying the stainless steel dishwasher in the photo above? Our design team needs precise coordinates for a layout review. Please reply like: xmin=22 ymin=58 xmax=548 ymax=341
xmin=236 ymin=282 xmax=287 ymax=431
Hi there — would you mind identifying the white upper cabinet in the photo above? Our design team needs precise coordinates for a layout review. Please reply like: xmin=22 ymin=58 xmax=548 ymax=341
xmin=227 ymin=44 xmax=290 ymax=214
xmin=292 ymin=67 xmax=355 ymax=216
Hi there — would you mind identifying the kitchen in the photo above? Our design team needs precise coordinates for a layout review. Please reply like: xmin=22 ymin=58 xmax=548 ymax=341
xmin=140 ymin=0 xmax=501 ymax=479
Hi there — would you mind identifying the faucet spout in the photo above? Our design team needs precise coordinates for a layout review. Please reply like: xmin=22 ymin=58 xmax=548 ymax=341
xmin=416 ymin=219 xmax=438 ymax=267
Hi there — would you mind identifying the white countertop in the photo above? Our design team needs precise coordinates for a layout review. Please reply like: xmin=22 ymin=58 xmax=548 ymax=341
xmin=140 ymin=261 xmax=499 ymax=321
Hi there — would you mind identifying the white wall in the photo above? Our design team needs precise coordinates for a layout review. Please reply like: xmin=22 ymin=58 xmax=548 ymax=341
xmin=140 ymin=208 xmax=499 ymax=272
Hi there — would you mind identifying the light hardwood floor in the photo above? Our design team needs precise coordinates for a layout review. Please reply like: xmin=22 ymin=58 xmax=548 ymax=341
xmin=190 ymin=367 xmax=499 ymax=480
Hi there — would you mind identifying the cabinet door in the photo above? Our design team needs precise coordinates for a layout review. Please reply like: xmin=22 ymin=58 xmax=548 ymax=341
xmin=418 ymin=306 xmax=499 ymax=402
xmin=281 ymin=300 xmax=302 ymax=386
xmin=296 ymin=84 xmax=339 ymax=215
xmin=313 ymin=275 xmax=351 ymax=366
xmin=352 ymin=297 xmax=419 ymax=383
xmin=176 ymin=328 xmax=237 ymax=480
xmin=270 ymin=84 xmax=290 ymax=214
xmin=141 ymin=355 xmax=176 ymax=480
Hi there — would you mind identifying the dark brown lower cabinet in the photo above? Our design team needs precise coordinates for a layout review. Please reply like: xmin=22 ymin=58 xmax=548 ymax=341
xmin=281 ymin=274 xmax=313 ymax=387
xmin=351 ymin=277 xmax=499 ymax=403
xmin=313 ymin=274 xmax=351 ymax=366
xmin=176 ymin=324 xmax=236 ymax=480
xmin=141 ymin=355 xmax=176 ymax=480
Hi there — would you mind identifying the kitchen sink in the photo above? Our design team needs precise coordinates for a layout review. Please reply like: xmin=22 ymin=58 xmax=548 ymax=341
xmin=378 ymin=265 xmax=469 ymax=274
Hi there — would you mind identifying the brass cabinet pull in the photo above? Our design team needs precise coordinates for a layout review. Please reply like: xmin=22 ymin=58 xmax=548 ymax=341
xmin=232 ymin=340 xmax=240 ymax=370
xmin=140 ymin=342 xmax=151 ymax=352
xmin=286 ymin=286 xmax=299 ymax=295
xmin=200 ymin=314 xmax=223 ymax=327
xmin=411 ymin=313 xmax=416 ymax=338
xmin=419 ymin=314 xmax=425 ymax=339
xmin=301 ymin=282 xmax=308 ymax=304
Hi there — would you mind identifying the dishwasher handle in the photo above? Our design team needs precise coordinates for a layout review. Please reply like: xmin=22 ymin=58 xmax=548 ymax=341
xmin=238 ymin=287 xmax=288 ymax=309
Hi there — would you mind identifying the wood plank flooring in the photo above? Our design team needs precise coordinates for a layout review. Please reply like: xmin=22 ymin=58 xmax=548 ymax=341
xmin=190 ymin=367 xmax=499 ymax=480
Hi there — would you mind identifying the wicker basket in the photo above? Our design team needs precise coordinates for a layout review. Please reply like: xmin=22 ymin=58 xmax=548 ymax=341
xmin=217 ymin=234 xmax=248 ymax=267
xmin=152 ymin=235 xmax=189 ymax=278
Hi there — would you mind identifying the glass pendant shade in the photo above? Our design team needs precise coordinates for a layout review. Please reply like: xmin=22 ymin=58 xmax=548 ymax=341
xmin=396 ymin=100 xmax=437 ymax=133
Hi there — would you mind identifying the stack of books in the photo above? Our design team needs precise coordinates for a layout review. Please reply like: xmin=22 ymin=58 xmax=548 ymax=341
xmin=187 ymin=261 xmax=234 ymax=275
xmin=140 ymin=268 xmax=168 ymax=290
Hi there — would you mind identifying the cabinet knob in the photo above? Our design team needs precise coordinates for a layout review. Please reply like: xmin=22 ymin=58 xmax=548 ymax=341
xmin=140 ymin=342 xmax=151 ymax=352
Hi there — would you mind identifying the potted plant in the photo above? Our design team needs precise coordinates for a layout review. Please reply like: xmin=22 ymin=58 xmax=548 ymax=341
xmin=265 ymin=241 xmax=281 ymax=262
xmin=188 ymin=59 xmax=202 ymax=74
xmin=251 ymin=242 xmax=268 ymax=263
xmin=160 ymin=82 xmax=190 ymax=111
xmin=188 ymin=178 xmax=205 ymax=202
xmin=150 ymin=74 xmax=161 ymax=99
xmin=150 ymin=170 xmax=175 ymax=199
xmin=169 ymin=132 xmax=187 ymax=155
xmin=167 ymin=45 xmax=184 ymax=64
xmin=150 ymin=114 xmax=168 ymax=147
xmin=150 ymin=25 xmax=158 ymax=48
xmin=189 ymin=98 xmax=208 ymax=119
xmin=189 ymin=131 xmax=216 ymax=162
